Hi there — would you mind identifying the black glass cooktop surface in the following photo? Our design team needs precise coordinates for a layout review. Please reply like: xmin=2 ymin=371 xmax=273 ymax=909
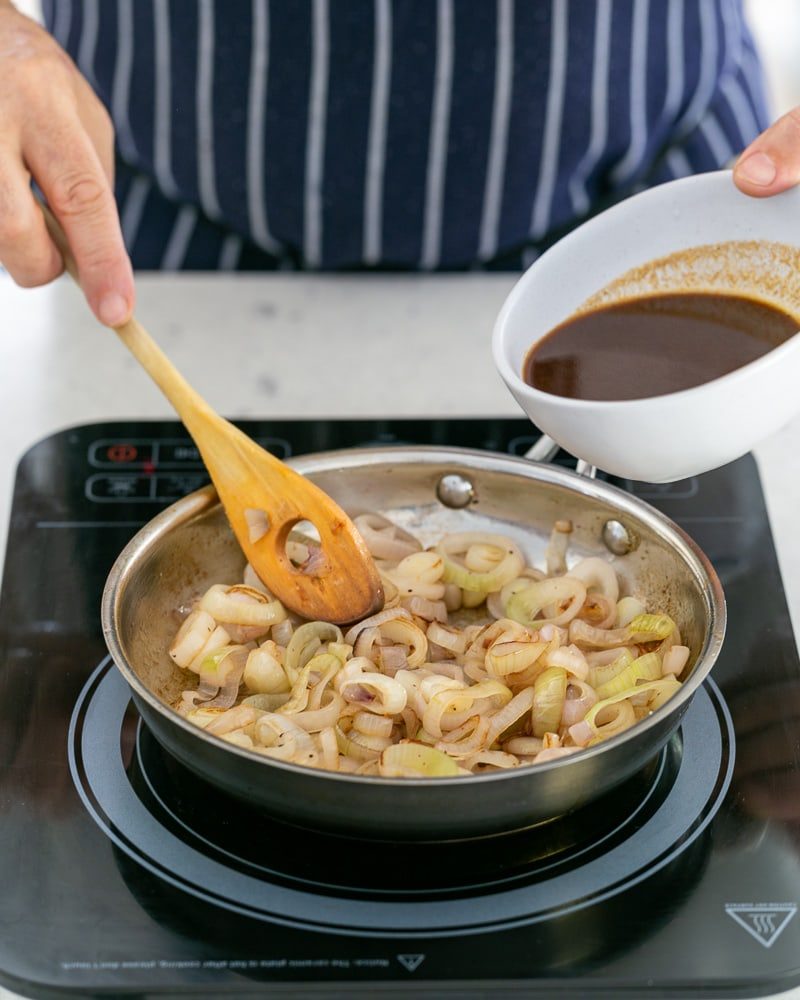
xmin=1 ymin=419 xmax=799 ymax=999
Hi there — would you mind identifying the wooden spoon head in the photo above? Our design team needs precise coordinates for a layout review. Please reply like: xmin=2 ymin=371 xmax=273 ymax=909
xmin=202 ymin=427 xmax=384 ymax=625
xmin=229 ymin=498 xmax=385 ymax=625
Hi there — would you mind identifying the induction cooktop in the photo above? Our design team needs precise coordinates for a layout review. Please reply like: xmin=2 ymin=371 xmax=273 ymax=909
xmin=0 ymin=418 xmax=798 ymax=999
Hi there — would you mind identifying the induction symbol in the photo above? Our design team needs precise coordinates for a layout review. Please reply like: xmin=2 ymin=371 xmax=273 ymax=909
xmin=725 ymin=903 xmax=797 ymax=948
xmin=396 ymin=954 xmax=425 ymax=972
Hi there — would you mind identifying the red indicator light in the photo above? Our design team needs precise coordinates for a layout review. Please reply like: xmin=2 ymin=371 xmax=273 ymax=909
xmin=107 ymin=444 xmax=138 ymax=463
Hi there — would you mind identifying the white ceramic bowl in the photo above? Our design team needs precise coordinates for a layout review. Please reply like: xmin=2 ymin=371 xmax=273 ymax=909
xmin=492 ymin=170 xmax=800 ymax=483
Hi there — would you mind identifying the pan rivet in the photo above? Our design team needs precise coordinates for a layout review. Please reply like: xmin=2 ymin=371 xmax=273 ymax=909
xmin=602 ymin=520 xmax=636 ymax=555
xmin=437 ymin=474 xmax=475 ymax=509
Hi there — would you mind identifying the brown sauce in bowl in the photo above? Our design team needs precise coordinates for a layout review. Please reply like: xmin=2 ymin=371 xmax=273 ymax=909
xmin=523 ymin=292 xmax=799 ymax=402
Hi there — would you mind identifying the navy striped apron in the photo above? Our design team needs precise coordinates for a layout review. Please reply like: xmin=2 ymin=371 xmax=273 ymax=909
xmin=41 ymin=0 xmax=769 ymax=271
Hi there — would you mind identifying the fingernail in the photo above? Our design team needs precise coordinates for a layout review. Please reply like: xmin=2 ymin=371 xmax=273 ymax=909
xmin=735 ymin=151 xmax=777 ymax=186
xmin=97 ymin=291 xmax=130 ymax=327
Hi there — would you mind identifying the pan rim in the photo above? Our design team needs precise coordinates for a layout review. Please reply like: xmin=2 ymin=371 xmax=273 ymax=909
xmin=101 ymin=445 xmax=726 ymax=789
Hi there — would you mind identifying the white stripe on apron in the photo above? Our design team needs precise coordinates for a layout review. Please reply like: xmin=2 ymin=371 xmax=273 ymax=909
xmin=610 ymin=0 xmax=651 ymax=185
xmin=153 ymin=0 xmax=179 ymax=199
xmin=698 ymin=114 xmax=734 ymax=163
xmin=76 ymin=0 xmax=99 ymax=88
xmin=717 ymin=2 xmax=758 ymax=147
xmin=52 ymin=0 xmax=72 ymax=47
xmin=662 ymin=0 xmax=685 ymax=123
xmin=530 ymin=0 xmax=568 ymax=240
xmin=363 ymin=0 xmax=392 ymax=265
xmin=665 ymin=147 xmax=692 ymax=178
xmin=218 ymin=233 xmax=243 ymax=271
xmin=304 ymin=0 xmax=330 ymax=267
xmin=197 ymin=0 xmax=222 ymax=221
xmin=119 ymin=174 xmax=151 ymax=252
xmin=161 ymin=205 xmax=197 ymax=270
xmin=420 ymin=0 xmax=455 ymax=270
xmin=568 ymin=0 xmax=613 ymax=217
xmin=246 ymin=0 xmax=282 ymax=256
xmin=673 ymin=0 xmax=718 ymax=140
xmin=112 ymin=0 xmax=138 ymax=162
xmin=478 ymin=0 xmax=514 ymax=262
xmin=719 ymin=75 xmax=759 ymax=148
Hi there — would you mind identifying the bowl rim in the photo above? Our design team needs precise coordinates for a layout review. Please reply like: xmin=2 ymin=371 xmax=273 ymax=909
xmin=492 ymin=169 xmax=800 ymax=411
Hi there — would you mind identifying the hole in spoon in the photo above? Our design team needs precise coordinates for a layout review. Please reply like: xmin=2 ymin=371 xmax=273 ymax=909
xmin=284 ymin=519 xmax=329 ymax=576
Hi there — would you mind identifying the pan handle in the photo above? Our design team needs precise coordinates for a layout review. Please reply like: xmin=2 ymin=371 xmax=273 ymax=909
xmin=524 ymin=433 xmax=598 ymax=480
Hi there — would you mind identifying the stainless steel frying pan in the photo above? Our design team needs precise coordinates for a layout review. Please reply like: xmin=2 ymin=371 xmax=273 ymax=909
xmin=102 ymin=447 xmax=725 ymax=840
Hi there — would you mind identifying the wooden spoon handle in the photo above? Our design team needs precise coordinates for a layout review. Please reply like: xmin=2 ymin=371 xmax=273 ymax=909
xmin=114 ymin=316 xmax=215 ymax=431
xmin=40 ymin=200 xmax=384 ymax=623
xmin=39 ymin=202 xmax=80 ymax=284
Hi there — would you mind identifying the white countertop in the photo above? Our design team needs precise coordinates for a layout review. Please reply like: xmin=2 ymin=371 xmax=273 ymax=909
xmin=0 ymin=272 xmax=798 ymax=1000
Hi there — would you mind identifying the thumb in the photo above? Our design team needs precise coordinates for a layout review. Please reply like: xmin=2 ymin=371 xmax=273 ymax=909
xmin=733 ymin=108 xmax=800 ymax=198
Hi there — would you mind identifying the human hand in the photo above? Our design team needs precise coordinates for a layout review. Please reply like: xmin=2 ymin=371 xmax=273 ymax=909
xmin=733 ymin=108 xmax=800 ymax=199
xmin=0 ymin=2 xmax=133 ymax=325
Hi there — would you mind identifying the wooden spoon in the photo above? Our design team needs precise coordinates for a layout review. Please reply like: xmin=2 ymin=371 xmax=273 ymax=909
xmin=42 ymin=206 xmax=383 ymax=624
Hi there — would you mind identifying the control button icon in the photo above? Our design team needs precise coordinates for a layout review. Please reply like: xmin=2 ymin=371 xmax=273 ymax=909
xmin=158 ymin=436 xmax=290 ymax=467
xmin=86 ymin=475 xmax=153 ymax=502
xmin=155 ymin=474 xmax=208 ymax=501
xmin=88 ymin=439 xmax=154 ymax=468
xmin=160 ymin=441 xmax=202 ymax=465
xmin=106 ymin=443 xmax=138 ymax=463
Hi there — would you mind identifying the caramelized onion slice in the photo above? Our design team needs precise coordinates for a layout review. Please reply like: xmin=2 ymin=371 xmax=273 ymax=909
xmin=506 ymin=578 xmax=587 ymax=629
xmin=567 ymin=556 xmax=620 ymax=603
xmin=353 ymin=513 xmax=423 ymax=561
xmin=379 ymin=742 xmax=465 ymax=777
xmin=169 ymin=610 xmax=216 ymax=668
xmin=437 ymin=533 xmax=524 ymax=594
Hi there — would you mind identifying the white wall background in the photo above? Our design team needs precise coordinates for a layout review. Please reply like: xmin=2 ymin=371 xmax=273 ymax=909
xmin=745 ymin=0 xmax=800 ymax=117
